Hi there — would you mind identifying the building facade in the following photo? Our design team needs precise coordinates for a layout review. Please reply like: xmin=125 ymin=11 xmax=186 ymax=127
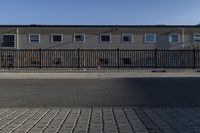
xmin=0 ymin=25 xmax=200 ymax=50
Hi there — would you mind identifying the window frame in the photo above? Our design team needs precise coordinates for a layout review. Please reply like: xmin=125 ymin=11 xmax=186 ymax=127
xmin=74 ymin=34 xmax=86 ymax=43
xmin=2 ymin=34 xmax=16 ymax=48
xmin=51 ymin=34 xmax=63 ymax=43
xmin=29 ymin=34 xmax=40 ymax=44
xmin=193 ymin=34 xmax=200 ymax=43
xmin=122 ymin=34 xmax=133 ymax=43
xmin=144 ymin=34 xmax=156 ymax=43
xmin=169 ymin=34 xmax=180 ymax=43
xmin=100 ymin=34 xmax=111 ymax=43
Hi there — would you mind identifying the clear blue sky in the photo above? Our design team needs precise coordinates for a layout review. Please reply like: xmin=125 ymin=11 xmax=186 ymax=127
xmin=0 ymin=0 xmax=200 ymax=25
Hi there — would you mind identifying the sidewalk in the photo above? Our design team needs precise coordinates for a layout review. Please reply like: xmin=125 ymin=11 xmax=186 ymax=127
xmin=0 ymin=107 xmax=199 ymax=133
xmin=0 ymin=71 xmax=200 ymax=79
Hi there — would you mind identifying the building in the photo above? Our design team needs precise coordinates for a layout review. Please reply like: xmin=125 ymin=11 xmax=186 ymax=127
xmin=0 ymin=25 xmax=200 ymax=50
xmin=0 ymin=25 xmax=200 ymax=69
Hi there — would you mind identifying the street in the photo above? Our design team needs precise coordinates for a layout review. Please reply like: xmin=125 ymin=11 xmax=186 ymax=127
xmin=0 ymin=78 xmax=199 ymax=107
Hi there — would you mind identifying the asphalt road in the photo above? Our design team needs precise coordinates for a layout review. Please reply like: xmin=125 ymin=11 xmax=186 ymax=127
xmin=0 ymin=78 xmax=200 ymax=107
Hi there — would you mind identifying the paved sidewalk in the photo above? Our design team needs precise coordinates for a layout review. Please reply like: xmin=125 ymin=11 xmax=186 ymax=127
xmin=0 ymin=107 xmax=199 ymax=133
xmin=0 ymin=72 xmax=200 ymax=79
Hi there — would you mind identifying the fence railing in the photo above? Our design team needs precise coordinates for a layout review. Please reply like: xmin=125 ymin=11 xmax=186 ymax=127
xmin=0 ymin=49 xmax=200 ymax=69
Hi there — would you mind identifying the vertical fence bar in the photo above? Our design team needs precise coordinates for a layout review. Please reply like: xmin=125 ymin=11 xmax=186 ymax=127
xmin=154 ymin=49 xmax=158 ymax=69
xmin=77 ymin=48 xmax=80 ymax=68
xmin=197 ymin=49 xmax=199 ymax=68
xmin=39 ymin=48 xmax=42 ymax=69
xmin=16 ymin=49 xmax=18 ymax=68
xmin=194 ymin=48 xmax=196 ymax=69
xmin=117 ymin=48 xmax=120 ymax=68
xmin=0 ymin=48 xmax=1 ymax=69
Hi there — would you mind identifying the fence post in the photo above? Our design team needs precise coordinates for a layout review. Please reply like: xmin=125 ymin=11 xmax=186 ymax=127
xmin=154 ymin=49 xmax=158 ymax=69
xmin=193 ymin=48 xmax=196 ymax=69
xmin=197 ymin=48 xmax=199 ymax=68
xmin=117 ymin=48 xmax=120 ymax=68
xmin=77 ymin=48 xmax=80 ymax=68
xmin=39 ymin=48 xmax=42 ymax=69
xmin=0 ymin=48 xmax=1 ymax=69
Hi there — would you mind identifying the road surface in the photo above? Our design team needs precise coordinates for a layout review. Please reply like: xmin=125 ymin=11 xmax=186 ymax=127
xmin=0 ymin=78 xmax=199 ymax=107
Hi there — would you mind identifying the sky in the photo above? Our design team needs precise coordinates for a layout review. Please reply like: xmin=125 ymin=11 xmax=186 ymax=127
xmin=0 ymin=0 xmax=200 ymax=25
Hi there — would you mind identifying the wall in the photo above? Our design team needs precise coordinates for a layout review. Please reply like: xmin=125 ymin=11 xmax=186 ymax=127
xmin=0 ymin=26 xmax=200 ymax=49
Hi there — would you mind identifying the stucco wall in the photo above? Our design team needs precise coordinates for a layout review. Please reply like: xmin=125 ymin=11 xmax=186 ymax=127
xmin=0 ymin=26 xmax=200 ymax=49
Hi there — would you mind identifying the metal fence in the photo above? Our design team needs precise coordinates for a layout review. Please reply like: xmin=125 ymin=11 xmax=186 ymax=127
xmin=0 ymin=49 xmax=200 ymax=69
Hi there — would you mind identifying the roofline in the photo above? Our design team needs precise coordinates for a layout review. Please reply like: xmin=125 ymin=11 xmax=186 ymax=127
xmin=0 ymin=24 xmax=200 ymax=28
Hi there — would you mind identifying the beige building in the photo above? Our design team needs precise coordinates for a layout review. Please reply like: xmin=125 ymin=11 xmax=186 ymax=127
xmin=0 ymin=25 xmax=200 ymax=50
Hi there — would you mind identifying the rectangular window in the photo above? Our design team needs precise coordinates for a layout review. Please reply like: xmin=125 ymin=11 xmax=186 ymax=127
xmin=169 ymin=34 xmax=180 ymax=43
xmin=193 ymin=34 xmax=200 ymax=43
xmin=29 ymin=34 xmax=40 ymax=43
xmin=74 ymin=34 xmax=85 ymax=43
xmin=2 ymin=35 xmax=15 ymax=48
xmin=100 ymin=34 xmax=111 ymax=43
xmin=52 ymin=34 xmax=63 ymax=43
xmin=122 ymin=34 xmax=133 ymax=43
xmin=145 ymin=34 xmax=156 ymax=43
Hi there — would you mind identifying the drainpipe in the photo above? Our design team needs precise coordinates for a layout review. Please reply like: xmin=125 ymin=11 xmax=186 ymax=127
xmin=182 ymin=28 xmax=185 ymax=48
xmin=16 ymin=28 xmax=19 ymax=49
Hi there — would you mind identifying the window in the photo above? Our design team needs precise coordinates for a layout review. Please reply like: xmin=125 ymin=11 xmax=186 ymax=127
xmin=145 ymin=34 xmax=156 ymax=43
xmin=29 ymin=34 xmax=40 ymax=43
xmin=100 ymin=34 xmax=111 ymax=43
xmin=2 ymin=35 xmax=15 ymax=47
xmin=74 ymin=34 xmax=85 ymax=43
xmin=193 ymin=34 xmax=200 ymax=43
xmin=169 ymin=34 xmax=180 ymax=43
xmin=52 ymin=34 xmax=63 ymax=43
xmin=122 ymin=34 xmax=133 ymax=43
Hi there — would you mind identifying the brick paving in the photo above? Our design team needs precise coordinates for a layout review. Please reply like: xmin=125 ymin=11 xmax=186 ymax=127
xmin=0 ymin=107 xmax=199 ymax=133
